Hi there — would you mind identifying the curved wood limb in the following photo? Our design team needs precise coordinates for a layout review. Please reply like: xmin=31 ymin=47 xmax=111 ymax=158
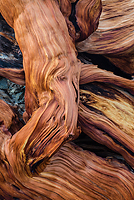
xmin=0 ymin=0 xmax=81 ymax=172
xmin=0 ymin=68 xmax=25 ymax=85
xmin=80 ymin=63 xmax=134 ymax=95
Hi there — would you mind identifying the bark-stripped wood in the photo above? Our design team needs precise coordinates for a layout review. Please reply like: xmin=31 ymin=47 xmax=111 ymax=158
xmin=75 ymin=0 xmax=102 ymax=42
xmin=0 ymin=99 xmax=23 ymax=134
xmin=0 ymin=0 xmax=82 ymax=168
xmin=0 ymin=0 xmax=134 ymax=199
xmin=0 ymin=0 xmax=101 ymax=168
xmin=0 ymin=113 xmax=134 ymax=199
xmin=76 ymin=0 xmax=134 ymax=74
xmin=0 ymin=68 xmax=25 ymax=85
xmin=78 ymin=63 xmax=134 ymax=168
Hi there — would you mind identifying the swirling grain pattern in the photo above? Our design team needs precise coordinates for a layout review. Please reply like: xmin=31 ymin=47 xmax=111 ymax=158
xmin=0 ymin=0 xmax=134 ymax=199
xmin=76 ymin=0 xmax=134 ymax=74
xmin=0 ymin=0 xmax=81 ymax=168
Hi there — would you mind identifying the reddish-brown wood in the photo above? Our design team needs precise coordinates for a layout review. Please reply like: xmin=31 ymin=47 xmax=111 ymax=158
xmin=0 ymin=107 xmax=134 ymax=199
xmin=77 ymin=0 xmax=134 ymax=74
xmin=0 ymin=0 xmax=82 ymax=166
xmin=0 ymin=0 xmax=134 ymax=199
xmin=0 ymin=0 xmax=101 ymax=167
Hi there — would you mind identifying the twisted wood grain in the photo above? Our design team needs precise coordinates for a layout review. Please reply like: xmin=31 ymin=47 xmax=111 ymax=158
xmin=0 ymin=0 xmax=81 ymax=168
xmin=0 ymin=120 xmax=134 ymax=199
xmin=0 ymin=0 xmax=134 ymax=199
xmin=76 ymin=0 xmax=134 ymax=74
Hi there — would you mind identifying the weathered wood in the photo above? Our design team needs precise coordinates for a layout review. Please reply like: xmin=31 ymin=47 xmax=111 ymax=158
xmin=75 ymin=0 xmax=102 ymax=41
xmin=0 ymin=0 xmax=101 ymax=167
xmin=0 ymin=0 xmax=81 ymax=166
xmin=0 ymin=111 xmax=134 ymax=199
xmin=0 ymin=68 xmax=25 ymax=85
xmin=0 ymin=0 xmax=134 ymax=199
xmin=79 ymin=81 xmax=134 ymax=168
xmin=0 ymin=99 xmax=23 ymax=134
xmin=76 ymin=0 xmax=134 ymax=74
xmin=78 ymin=62 xmax=134 ymax=168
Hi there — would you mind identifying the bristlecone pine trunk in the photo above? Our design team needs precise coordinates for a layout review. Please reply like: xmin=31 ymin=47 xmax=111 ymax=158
xmin=0 ymin=0 xmax=134 ymax=199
